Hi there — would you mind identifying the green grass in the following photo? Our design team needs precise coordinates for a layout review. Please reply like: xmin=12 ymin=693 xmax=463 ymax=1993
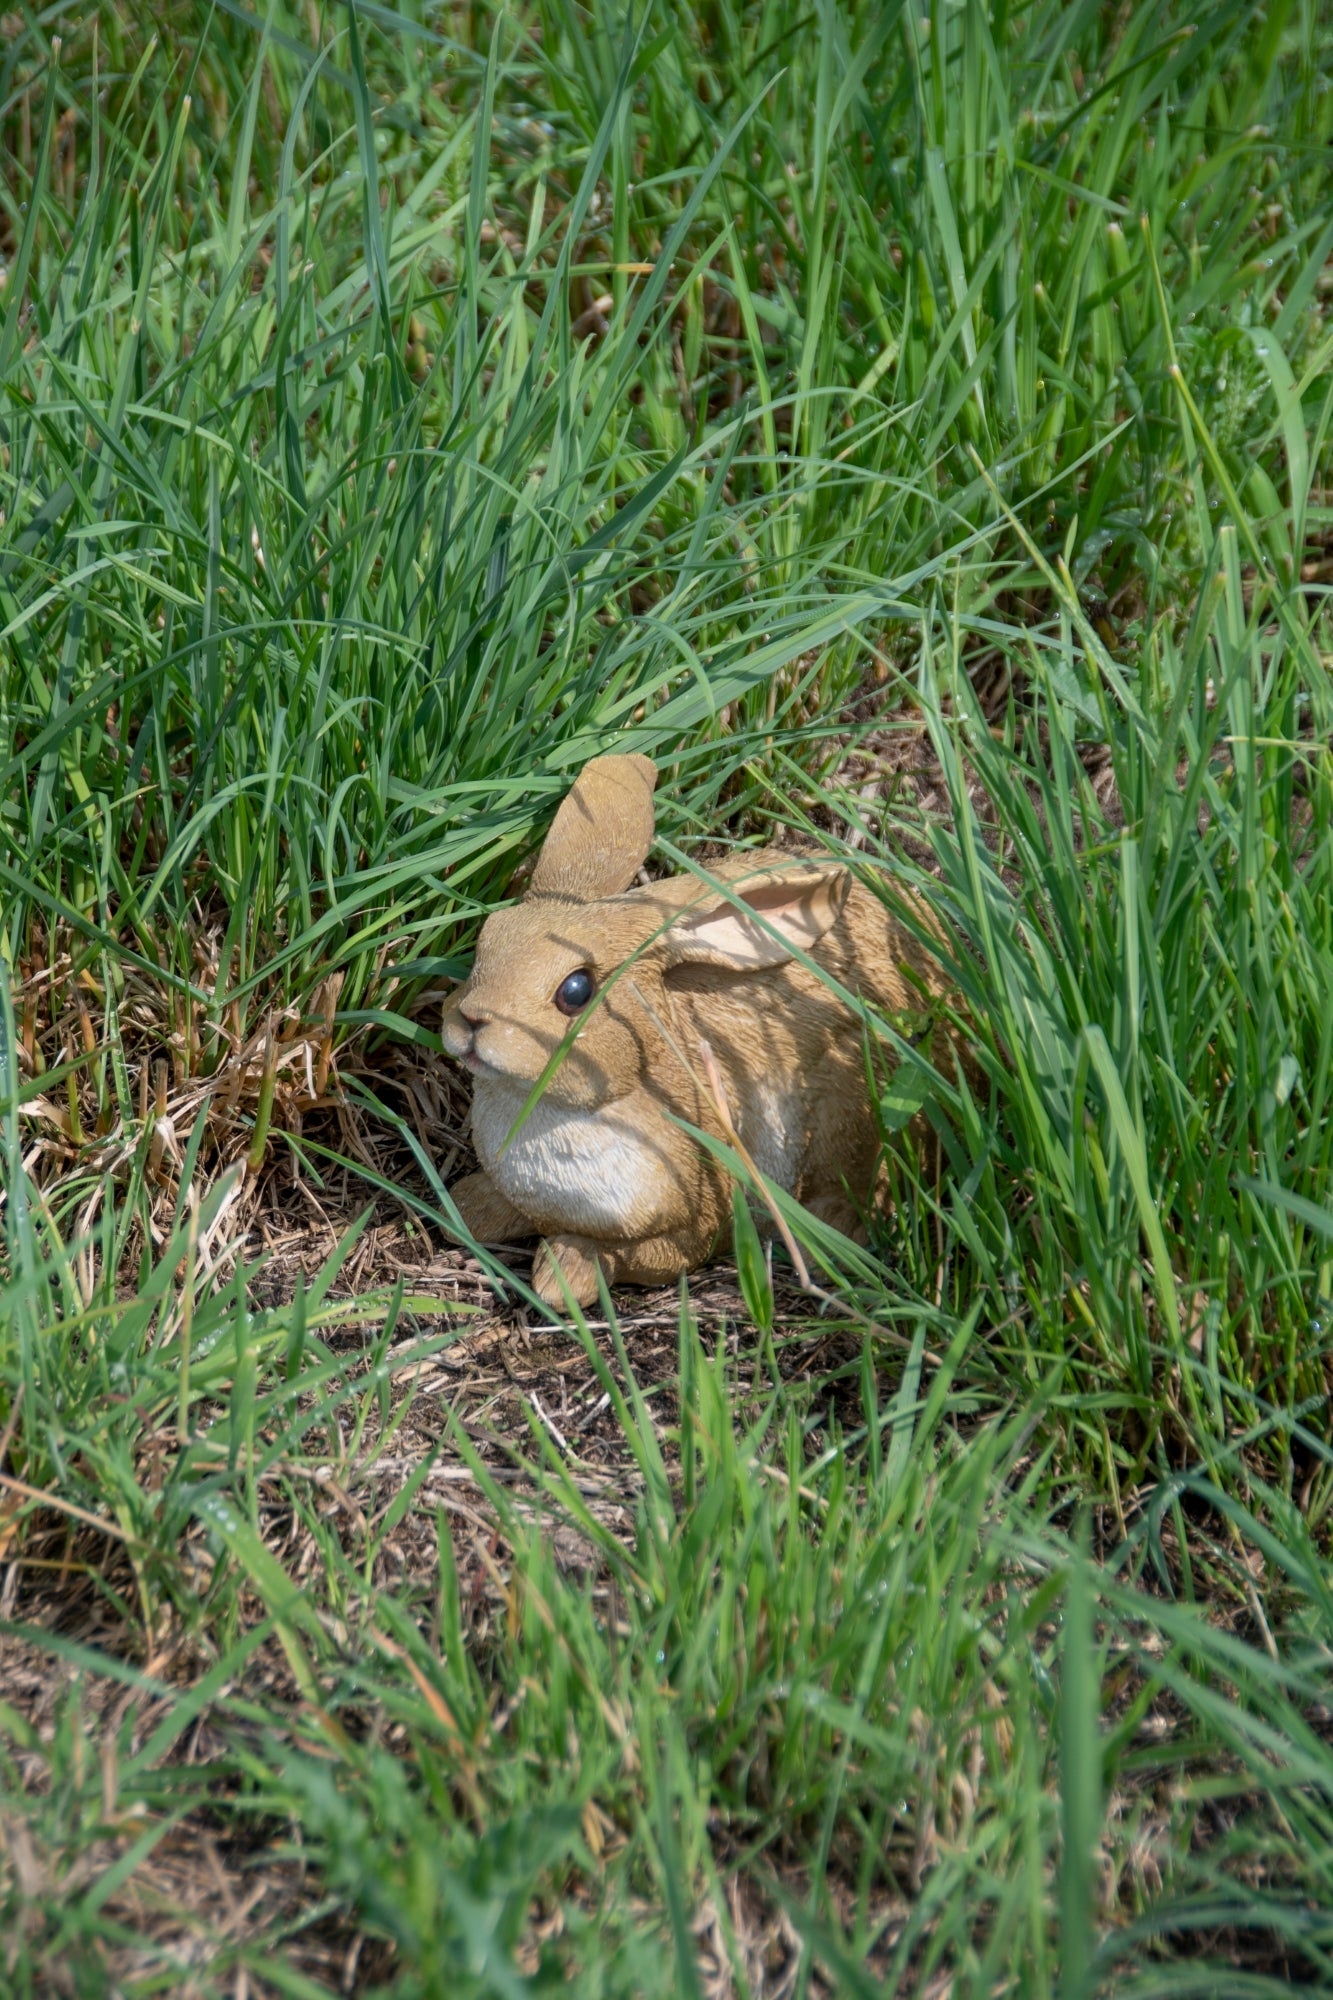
xmin=2 ymin=0 xmax=1332 ymax=1991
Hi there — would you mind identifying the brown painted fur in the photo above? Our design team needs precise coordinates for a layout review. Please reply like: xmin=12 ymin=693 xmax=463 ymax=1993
xmin=441 ymin=755 xmax=952 ymax=1307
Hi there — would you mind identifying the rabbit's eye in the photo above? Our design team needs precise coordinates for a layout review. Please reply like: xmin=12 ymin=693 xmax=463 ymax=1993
xmin=554 ymin=968 xmax=595 ymax=1016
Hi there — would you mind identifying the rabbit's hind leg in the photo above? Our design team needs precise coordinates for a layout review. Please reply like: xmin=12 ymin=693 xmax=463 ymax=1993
xmin=450 ymin=1170 xmax=534 ymax=1244
xmin=803 ymin=1189 xmax=870 ymax=1244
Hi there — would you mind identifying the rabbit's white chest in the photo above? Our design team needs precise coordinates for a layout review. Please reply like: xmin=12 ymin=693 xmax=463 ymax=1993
xmin=470 ymin=1079 xmax=661 ymax=1235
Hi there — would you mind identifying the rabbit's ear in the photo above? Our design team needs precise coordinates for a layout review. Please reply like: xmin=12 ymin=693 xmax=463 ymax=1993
xmin=662 ymin=864 xmax=850 ymax=970
xmin=528 ymin=754 xmax=658 ymax=901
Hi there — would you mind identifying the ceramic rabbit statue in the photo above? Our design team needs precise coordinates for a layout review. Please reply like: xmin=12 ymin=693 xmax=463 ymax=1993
xmin=442 ymin=755 xmax=953 ymax=1306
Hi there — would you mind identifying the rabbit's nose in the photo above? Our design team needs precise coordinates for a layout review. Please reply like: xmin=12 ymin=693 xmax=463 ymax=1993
xmin=442 ymin=1005 xmax=481 ymax=1057
xmin=457 ymin=999 xmax=490 ymax=1027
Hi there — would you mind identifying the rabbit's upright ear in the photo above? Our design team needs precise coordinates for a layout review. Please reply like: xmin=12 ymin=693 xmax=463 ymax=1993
xmin=662 ymin=863 xmax=850 ymax=970
xmin=528 ymin=754 xmax=658 ymax=901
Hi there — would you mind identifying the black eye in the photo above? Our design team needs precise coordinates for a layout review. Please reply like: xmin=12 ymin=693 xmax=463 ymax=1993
xmin=554 ymin=968 xmax=595 ymax=1016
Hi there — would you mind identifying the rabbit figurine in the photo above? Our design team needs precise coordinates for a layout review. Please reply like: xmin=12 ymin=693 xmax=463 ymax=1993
xmin=441 ymin=754 xmax=953 ymax=1307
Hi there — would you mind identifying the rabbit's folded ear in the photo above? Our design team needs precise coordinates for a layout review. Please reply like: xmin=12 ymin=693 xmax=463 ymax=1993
xmin=661 ymin=863 xmax=850 ymax=970
xmin=528 ymin=754 xmax=658 ymax=901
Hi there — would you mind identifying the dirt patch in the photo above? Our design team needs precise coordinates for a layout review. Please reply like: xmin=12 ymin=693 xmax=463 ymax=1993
xmin=0 ymin=1149 xmax=876 ymax=1997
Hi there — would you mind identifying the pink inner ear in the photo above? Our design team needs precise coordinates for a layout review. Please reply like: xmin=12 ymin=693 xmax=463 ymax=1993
xmin=742 ymin=880 xmax=830 ymax=918
xmin=673 ymin=869 xmax=849 ymax=969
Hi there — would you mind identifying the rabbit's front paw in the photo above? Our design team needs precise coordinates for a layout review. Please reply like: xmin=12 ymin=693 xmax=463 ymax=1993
xmin=532 ymin=1235 xmax=604 ymax=1309
xmin=533 ymin=1229 xmax=703 ymax=1308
